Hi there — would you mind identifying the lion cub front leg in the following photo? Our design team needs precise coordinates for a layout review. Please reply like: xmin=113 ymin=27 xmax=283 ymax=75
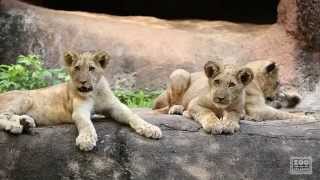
xmin=101 ymin=92 xmax=162 ymax=139
xmin=222 ymin=111 xmax=241 ymax=134
xmin=73 ymin=100 xmax=97 ymax=151
xmin=189 ymin=103 xmax=223 ymax=134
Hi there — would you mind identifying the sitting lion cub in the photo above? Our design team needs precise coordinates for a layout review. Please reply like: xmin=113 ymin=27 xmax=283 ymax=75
xmin=153 ymin=61 xmax=254 ymax=134
xmin=0 ymin=51 xmax=162 ymax=151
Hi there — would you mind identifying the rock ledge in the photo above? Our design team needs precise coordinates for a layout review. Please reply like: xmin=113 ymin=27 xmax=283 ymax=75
xmin=0 ymin=109 xmax=319 ymax=180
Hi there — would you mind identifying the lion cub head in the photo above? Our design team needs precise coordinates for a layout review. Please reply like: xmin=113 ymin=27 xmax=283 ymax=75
xmin=64 ymin=51 xmax=110 ymax=95
xmin=204 ymin=61 xmax=254 ymax=108
xmin=245 ymin=60 xmax=279 ymax=100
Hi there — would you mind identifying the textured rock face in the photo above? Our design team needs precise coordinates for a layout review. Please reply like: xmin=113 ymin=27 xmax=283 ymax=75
xmin=296 ymin=0 xmax=320 ymax=51
xmin=276 ymin=0 xmax=320 ymax=50
xmin=277 ymin=0 xmax=320 ymax=94
xmin=0 ymin=0 xmax=320 ymax=97
xmin=0 ymin=0 xmax=314 ymax=89
xmin=1 ymin=2 xmax=320 ymax=179
xmin=0 ymin=109 xmax=320 ymax=180
xmin=22 ymin=0 xmax=279 ymax=24
xmin=277 ymin=0 xmax=298 ymax=37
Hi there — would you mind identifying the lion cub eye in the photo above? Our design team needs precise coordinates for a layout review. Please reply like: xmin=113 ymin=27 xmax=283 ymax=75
xmin=214 ymin=79 xmax=221 ymax=85
xmin=89 ymin=66 xmax=95 ymax=71
xmin=228 ymin=82 xmax=236 ymax=88
xmin=74 ymin=66 xmax=80 ymax=71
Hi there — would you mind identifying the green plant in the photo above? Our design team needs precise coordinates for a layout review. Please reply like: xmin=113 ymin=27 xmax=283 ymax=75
xmin=0 ymin=55 xmax=69 ymax=92
xmin=114 ymin=90 xmax=162 ymax=108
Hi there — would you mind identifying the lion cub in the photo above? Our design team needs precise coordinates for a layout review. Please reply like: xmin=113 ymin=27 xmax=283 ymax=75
xmin=0 ymin=51 xmax=162 ymax=151
xmin=244 ymin=60 xmax=310 ymax=121
xmin=153 ymin=61 xmax=254 ymax=134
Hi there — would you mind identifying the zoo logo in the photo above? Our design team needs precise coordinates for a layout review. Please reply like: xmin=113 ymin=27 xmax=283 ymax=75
xmin=290 ymin=156 xmax=312 ymax=175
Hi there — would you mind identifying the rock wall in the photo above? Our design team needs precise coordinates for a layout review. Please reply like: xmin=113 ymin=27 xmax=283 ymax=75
xmin=296 ymin=0 xmax=320 ymax=51
xmin=21 ymin=0 xmax=278 ymax=24
xmin=0 ymin=109 xmax=319 ymax=180
xmin=0 ymin=0 xmax=319 ymax=93
xmin=1 ymin=2 xmax=320 ymax=179
xmin=277 ymin=0 xmax=320 ymax=93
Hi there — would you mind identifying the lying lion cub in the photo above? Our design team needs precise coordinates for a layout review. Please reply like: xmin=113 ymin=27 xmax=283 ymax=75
xmin=154 ymin=60 xmax=311 ymax=123
xmin=153 ymin=61 xmax=254 ymax=134
xmin=0 ymin=51 xmax=162 ymax=151
xmin=244 ymin=60 xmax=310 ymax=121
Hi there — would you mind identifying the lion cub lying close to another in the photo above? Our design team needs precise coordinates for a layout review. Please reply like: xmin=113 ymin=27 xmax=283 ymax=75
xmin=0 ymin=51 xmax=162 ymax=151
xmin=153 ymin=60 xmax=311 ymax=128
xmin=154 ymin=61 xmax=254 ymax=134
xmin=244 ymin=60 xmax=309 ymax=121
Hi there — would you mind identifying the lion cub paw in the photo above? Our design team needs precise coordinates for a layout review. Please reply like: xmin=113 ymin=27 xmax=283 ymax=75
xmin=2 ymin=114 xmax=36 ymax=134
xmin=76 ymin=131 xmax=98 ymax=151
xmin=135 ymin=123 xmax=162 ymax=139
xmin=203 ymin=121 xmax=224 ymax=135
xmin=2 ymin=115 xmax=22 ymax=134
xmin=243 ymin=115 xmax=263 ymax=122
xmin=168 ymin=105 xmax=185 ymax=115
xmin=223 ymin=121 xmax=240 ymax=134
xmin=182 ymin=110 xmax=192 ymax=119
xmin=19 ymin=115 xmax=36 ymax=129
xmin=5 ymin=121 xmax=23 ymax=134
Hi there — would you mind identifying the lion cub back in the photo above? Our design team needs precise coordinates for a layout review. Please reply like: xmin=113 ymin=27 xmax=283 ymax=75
xmin=181 ymin=72 xmax=210 ymax=108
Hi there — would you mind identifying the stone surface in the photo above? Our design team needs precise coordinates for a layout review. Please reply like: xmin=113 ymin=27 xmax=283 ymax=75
xmin=1 ymin=0 xmax=319 ymax=92
xmin=21 ymin=0 xmax=279 ymax=24
xmin=0 ymin=109 xmax=320 ymax=180
xmin=277 ymin=0 xmax=320 ymax=51
xmin=296 ymin=0 xmax=320 ymax=51
xmin=1 ymin=1 xmax=320 ymax=179
xmin=277 ymin=0 xmax=320 ymax=94
xmin=277 ymin=0 xmax=298 ymax=37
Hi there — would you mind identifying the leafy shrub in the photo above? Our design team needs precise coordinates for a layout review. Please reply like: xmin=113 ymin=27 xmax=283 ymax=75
xmin=0 ymin=55 xmax=69 ymax=92
xmin=114 ymin=90 xmax=161 ymax=108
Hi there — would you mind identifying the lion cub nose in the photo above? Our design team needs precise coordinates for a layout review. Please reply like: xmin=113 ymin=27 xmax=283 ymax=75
xmin=214 ymin=97 xmax=225 ymax=103
xmin=80 ymin=80 xmax=87 ymax=84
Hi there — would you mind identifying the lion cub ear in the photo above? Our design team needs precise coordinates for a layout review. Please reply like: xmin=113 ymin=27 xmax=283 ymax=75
xmin=265 ymin=62 xmax=277 ymax=74
xmin=94 ymin=51 xmax=110 ymax=69
xmin=204 ymin=61 xmax=221 ymax=78
xmin=64 ymin=51 xmax=78 ymax=67
xmin=237 ymin=67 xmax=254 ymax=86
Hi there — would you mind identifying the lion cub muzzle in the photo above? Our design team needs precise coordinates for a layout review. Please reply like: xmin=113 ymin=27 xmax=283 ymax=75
xmin=77 ymin=80 xmax=93 ymax=93
xmin=78 ymin=86 xmax=93 ymax=93
xmin=213 ymin=92 xmax=230 ymax=106
xmin=213 ymin=96 xmax=226 ymax=104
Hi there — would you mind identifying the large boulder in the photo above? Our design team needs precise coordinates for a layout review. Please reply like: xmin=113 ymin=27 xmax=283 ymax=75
xmin=0 ymin=109 xmax=319 ymax=180
xmin=1 ymin=0 xmax=319 ymax=93
xmin=1 ymin=1 xmax=320 ymax=179
xmin=277 ymin=0 xmax=320 ymax=96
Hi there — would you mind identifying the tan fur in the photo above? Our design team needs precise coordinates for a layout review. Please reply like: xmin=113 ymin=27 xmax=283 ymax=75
xmin=244 ymin=60 xmax=309 ymax=121
xmin=154 ymin=60 xmax=311 ymax=127
xmin=0 ymin=51 xmax=162 ymax=151
xmin=153 ymin=61 xmax=254 ymax=134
